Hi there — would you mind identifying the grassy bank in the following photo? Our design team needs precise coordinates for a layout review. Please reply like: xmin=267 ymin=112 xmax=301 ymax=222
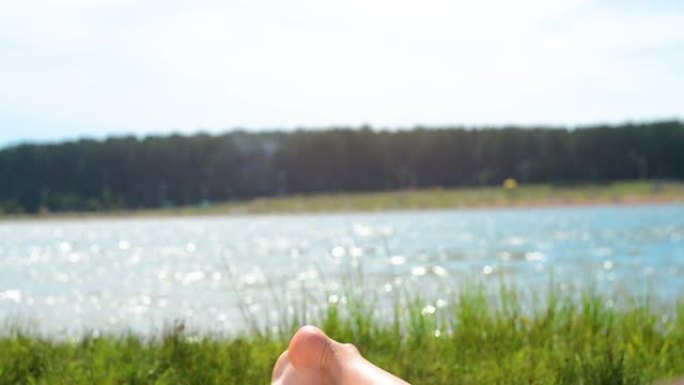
xmin=236 ymin=180 xmax=684 ymax=214
xmin=2 ymin=286 xmax=684 ymax=384
xmin=3 ymin=180 xmax=684 ymax=220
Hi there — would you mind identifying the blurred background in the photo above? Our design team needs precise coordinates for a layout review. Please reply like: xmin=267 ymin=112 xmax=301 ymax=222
xmin=1 ymin=0 xmax=683 ymax=337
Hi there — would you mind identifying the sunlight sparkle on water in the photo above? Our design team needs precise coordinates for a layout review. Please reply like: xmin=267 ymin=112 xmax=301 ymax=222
xmin=0 ymin=205 xmax=682 ymax=336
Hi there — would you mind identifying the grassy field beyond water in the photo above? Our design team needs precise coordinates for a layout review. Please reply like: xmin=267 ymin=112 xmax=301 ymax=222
xmin=2 ymin=285 xmax=683 ymax=384
xmin=3 ymin=180 xmax=684 ymax=219
xmin=148 ymin=181 xmax=684 ymax=216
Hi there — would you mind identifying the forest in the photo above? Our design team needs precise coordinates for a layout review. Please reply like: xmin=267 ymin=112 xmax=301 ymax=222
xmin=0 ymin=121 xmax=682 ymax=213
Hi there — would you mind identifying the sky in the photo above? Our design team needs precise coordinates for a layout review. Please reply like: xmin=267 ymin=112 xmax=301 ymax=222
xmin=1 ymin=0 xmax=682 ymax=146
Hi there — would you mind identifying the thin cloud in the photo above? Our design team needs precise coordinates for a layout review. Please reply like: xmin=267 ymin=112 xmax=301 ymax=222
xmin=0 ymin=0 xmax=682 ymax=144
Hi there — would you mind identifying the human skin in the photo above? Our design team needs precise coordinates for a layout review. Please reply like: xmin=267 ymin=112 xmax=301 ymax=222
xmin=271 ymin=325 xmax=410 ymax=385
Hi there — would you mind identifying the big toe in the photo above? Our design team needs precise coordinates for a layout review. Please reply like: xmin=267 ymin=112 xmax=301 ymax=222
xmin=287 ymin=326 xmax=410 ymax=385
xmin=288 ymin=325 xmax=357 ymax=378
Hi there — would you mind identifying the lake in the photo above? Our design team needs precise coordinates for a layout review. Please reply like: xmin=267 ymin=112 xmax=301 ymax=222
xmin=1 ymin=204 xmax=683 ymax=336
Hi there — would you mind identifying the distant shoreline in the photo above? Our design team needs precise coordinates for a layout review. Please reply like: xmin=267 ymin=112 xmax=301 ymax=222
xmin=2 ymin=181 xmax=683 ymax=221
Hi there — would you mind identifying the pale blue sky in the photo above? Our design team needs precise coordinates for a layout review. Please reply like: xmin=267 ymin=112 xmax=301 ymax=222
xmin=1 ymin=0 xmax=682 ymax=147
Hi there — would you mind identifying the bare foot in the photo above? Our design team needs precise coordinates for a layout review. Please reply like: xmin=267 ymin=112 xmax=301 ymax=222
xmin=271 ymin=325 xmax=410 ymax=385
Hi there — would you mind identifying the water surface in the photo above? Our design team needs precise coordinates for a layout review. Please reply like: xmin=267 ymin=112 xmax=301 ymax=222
xmin=1 ymin=204 xmax=682 ymax=335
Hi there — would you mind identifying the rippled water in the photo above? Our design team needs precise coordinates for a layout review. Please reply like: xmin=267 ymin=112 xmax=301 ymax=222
xmin=1 ymin=204 xmax=683 ymax=336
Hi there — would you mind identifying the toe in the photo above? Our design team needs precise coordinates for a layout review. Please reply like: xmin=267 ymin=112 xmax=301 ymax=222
xmin=271 ymin=350 xmax=290 ymax=382
xmin=288 ymin=325 xmax=362 ymax=381
xmin=288 ymin=326 xmax=330 ymax=369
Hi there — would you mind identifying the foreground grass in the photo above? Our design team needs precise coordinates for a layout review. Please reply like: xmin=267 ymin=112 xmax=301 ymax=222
xmin=2 ymin=286 xmax=684 ymax=384
xmin=4 ymin=180 xmax=684 ymax=220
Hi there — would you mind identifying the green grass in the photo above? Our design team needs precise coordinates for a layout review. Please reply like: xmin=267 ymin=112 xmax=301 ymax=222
xmin=4 ymin=180 xmax=684 ymax=220
xmin=237 ymin=180 xmax=684 ymax=214
xmin=2 ymin=285 xmax=684 ymax=384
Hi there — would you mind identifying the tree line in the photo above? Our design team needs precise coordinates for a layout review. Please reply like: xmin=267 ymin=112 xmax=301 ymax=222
xmin=0 ymin=121 xmax=682 ymax=213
